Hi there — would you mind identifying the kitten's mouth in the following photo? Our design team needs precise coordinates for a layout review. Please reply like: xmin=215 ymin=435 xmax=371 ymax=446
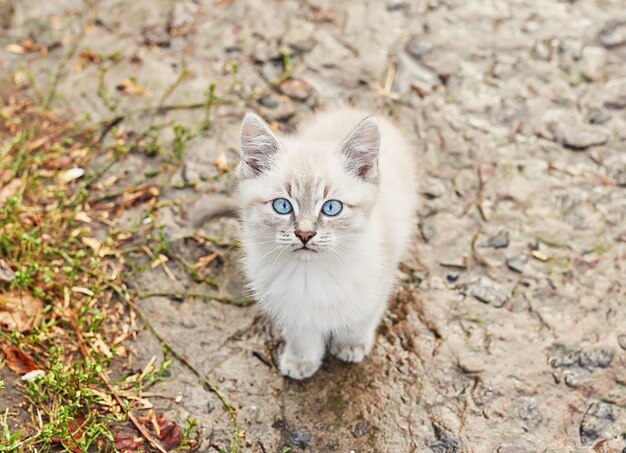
xmin=295 ymin=246 xmax=317 ymax=253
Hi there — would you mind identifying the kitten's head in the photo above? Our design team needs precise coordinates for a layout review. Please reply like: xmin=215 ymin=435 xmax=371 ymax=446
xmin=236 ymin=112 xmax=380 ymax=263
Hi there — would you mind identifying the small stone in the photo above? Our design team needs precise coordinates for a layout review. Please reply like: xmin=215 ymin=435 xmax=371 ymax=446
xmin=550 ymin=348 xmax=614 ymax=370
xmin=352 ymin=421 xmax=369 ymax=438
xmin=257 ymin=96 xmax=278 ymax=108
xmin=580 ymin=402 xmax=615 ymax=446
xmin=420 ymin=220 xmax=436 ymax=242
xmin=21 ymin=369 xmax=45 ymax=382
xmin=59 ymin=167 xmax=85 ymax=182
xmin=506 ymin=255 xmax=527 ymax=273
xmin=577 ymin=349 xmax=614 ymax=370
xmin=481 ymin=230 xmax=509 ymax=249
xmin=598 ymin=20 xmax=626 ymax=48
xmin=588 ymin=108 xmax=611 ymax=125
xmin=423 ymin=177 xmax=446 ymax=199
xmin=421 ymin=49 xmax=460 ymax=80
xmin=279 ymin=79 xmax=313 ymax=101
xmin=405 ymin=37 xmax=433 ymax=60
xmin=393 ymin=52 xmax=441 ymax=95
xmin=517 ymin=396 xmax=542 ymax=429
xmin=469 ymin=278 xmax=511 ymax=308
xmin=581 ymin=47 xmax=608 ymax=81
xmin=547 ymin=118 xmax=608 ymax=150
xmin=563 ymin=369 xmax=589 ymax=388
xmin=604 ymin=153 xmax=626 ymax=186
xmin=427 ymin=423 xmax=461 ymax=453
xmin=618 ymin=335 xmax=626 ymax=350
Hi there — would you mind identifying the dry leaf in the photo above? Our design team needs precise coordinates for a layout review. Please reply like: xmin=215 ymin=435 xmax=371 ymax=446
xmin=0 ymin=179 xmax=23 ymax=203
xmin=1 ymin=343 xmax=39 ymax=374
xmin=74 ymin=212 xmax=92 ymax=223
xmin=114 ymin=434 xmax=145 ymax=452
xmin=0 ymin=292 xmax=44 ymax=332
xmin=81 ymin=237 xmax=102 ymax=253
xmin=51 ymin=417 xmax=85 ymax=453
xmin=0 ymin=259 xmax=15 ymax=283
xmin=79 ymin=49 xmax=101 ymax=64
xmin=116 ymin=79 xmax=150 ymax=96
xmin=196 ymin=252 xmax=218 ymax=269
xmin=42 ymin=155 xmax=73 ymax=170
xmin=5 ymin=44 xmax=25 ymax=54
xmin=214 ymin=153 xmax=229 ymax=172
xmin=139 ymin=414 xmax=183 ymax=451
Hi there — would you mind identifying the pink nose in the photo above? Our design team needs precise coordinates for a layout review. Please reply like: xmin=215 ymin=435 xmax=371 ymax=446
xmin=295 ymin=230 xmax=316 ymax=244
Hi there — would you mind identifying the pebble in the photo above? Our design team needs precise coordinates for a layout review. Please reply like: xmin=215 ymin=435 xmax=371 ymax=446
xmin=279 ymin=79 xmax=314 ymax=101
xmin=482 ymin=230 xmax=509 ymax=249
xmin=506 ymin=255 xmax=527 ymax=273
xmin=427 ymin=423 xmax=461 ymax=453
xmin=547 ymin=117 xmax=608 ymax=150
xmin=420 ymin=219 xmax=436 ymax=243
xmin=352 ymin=421 xmax=369 ymax=438
xmin=517 ymin=396 xmax=542 ymax=429
xmin=257 ymin=96 xmax=279 ymax=108
xmin=393 ymin=51 xmax=441 ymax=95
xmin=405 ymin=37 xmax=433 ymax=60
xmin=598 ymin=20 xmax=626 ymax=48
xmin=580 ymin=402 xmax=615 ymax=446
xmin=550 ymin=348 xmax=614 ymax=370
xmin=618 ymin=335 xmax=626 ymax=350
xmin=604 ymin=153 xmax=626 ymax=187
xmin=21 ymin=369 xmax=45 ymax=382
xmin=469 ymin=278 xmax=511 ymax=308
xmin=588 ymin=108 xmax=611 ymax=125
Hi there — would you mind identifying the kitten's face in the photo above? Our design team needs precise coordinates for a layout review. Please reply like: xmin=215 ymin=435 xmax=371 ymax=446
xmin=237 ymin=113 xmax=380 ymax=263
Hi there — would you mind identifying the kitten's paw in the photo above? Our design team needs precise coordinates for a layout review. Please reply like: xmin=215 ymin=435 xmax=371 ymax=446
xmin=330 ymin=340 xmax=372 ymax=363
xmin=278 ymin=351 xmax=321 ymax=380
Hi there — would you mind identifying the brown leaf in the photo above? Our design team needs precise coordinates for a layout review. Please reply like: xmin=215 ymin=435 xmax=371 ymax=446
xmin=1 ymin=343 xmax=39 ymax=374
xmin=42 ymin=155 xmax=73 ymax=170
xmin=114 ymin=434 xmax=145 ymax=452
xmin=0 ymin=259 xmax=15 ymax=283
xmin=213 ymin=153 xmax=229 ymax=172
xmin=51 ymin=417 xmax=86 ymax=453
xmin=0 ymin=179 xmax=23 ymax=203
xmin=139 ymin=414 xmax=183 ymax=451
xmin=79 ymin=49 xmax=102 ymax=64
xmin=0 ymin=292 xmax=44 ymax=332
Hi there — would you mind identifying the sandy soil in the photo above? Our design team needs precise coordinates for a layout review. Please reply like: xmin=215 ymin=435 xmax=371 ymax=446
xmin=2 ymin=0 xmax=626 ymax=451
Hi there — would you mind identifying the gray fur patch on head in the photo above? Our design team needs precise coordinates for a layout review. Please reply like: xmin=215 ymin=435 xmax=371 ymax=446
xmin=339 ymin=117 xmax=380 ymax=183
xmin=240 ymin=112 xmax=280 ymax=177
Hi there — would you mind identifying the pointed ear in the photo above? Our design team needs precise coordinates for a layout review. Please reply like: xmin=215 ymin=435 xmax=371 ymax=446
xmin=240 ymin=112 xmax=280 ymax=177
xmin=339 ymin=117 xmax=380 ymax=183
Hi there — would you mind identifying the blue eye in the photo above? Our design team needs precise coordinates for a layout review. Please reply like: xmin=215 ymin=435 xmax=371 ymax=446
xmin=321 ymin=199 xmax=343 ymax=216
xmin=272 ymin=198 xmax=293 ymax=214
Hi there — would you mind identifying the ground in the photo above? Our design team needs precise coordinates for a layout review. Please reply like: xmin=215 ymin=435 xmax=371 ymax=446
xmin=1 ymin=0 xmax=626 ymax=451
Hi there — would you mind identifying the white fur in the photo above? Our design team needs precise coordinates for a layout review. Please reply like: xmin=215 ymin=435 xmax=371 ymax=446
xmin=235 ymin=108 xmax=417 ymax=379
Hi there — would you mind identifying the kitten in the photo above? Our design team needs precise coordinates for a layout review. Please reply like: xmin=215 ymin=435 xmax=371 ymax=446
xmin=236 ymin=108 xmax=417 ymax=379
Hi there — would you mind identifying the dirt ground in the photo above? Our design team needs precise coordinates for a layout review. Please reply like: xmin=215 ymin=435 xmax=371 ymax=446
xmin=2 ymin=0 xmax=626 ymax=451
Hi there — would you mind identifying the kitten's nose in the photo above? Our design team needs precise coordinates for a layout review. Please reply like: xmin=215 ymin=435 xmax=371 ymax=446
xmin=295 ymin=230 xmax=316 ymax=245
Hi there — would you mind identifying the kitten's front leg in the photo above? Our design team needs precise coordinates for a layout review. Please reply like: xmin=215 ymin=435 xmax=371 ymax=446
xmin=278 ymin=327 xmax=325 ymax=380
xmin=330 ymin=311 xmax=382 ymax=363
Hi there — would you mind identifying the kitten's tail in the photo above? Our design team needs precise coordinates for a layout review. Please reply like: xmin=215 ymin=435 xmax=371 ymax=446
xmin=189 ymin=195 xmax=238 ymax=228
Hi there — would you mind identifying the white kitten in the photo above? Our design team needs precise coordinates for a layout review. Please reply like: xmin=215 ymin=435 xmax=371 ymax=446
xmin=236 ymin=108 xmax=417 ymax=379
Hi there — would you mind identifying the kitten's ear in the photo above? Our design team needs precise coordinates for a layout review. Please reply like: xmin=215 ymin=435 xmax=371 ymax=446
xmin=340 ymin=117 xmax=381 ymax=183
xmin=239 ymin=112 xmax=279 ymax=178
